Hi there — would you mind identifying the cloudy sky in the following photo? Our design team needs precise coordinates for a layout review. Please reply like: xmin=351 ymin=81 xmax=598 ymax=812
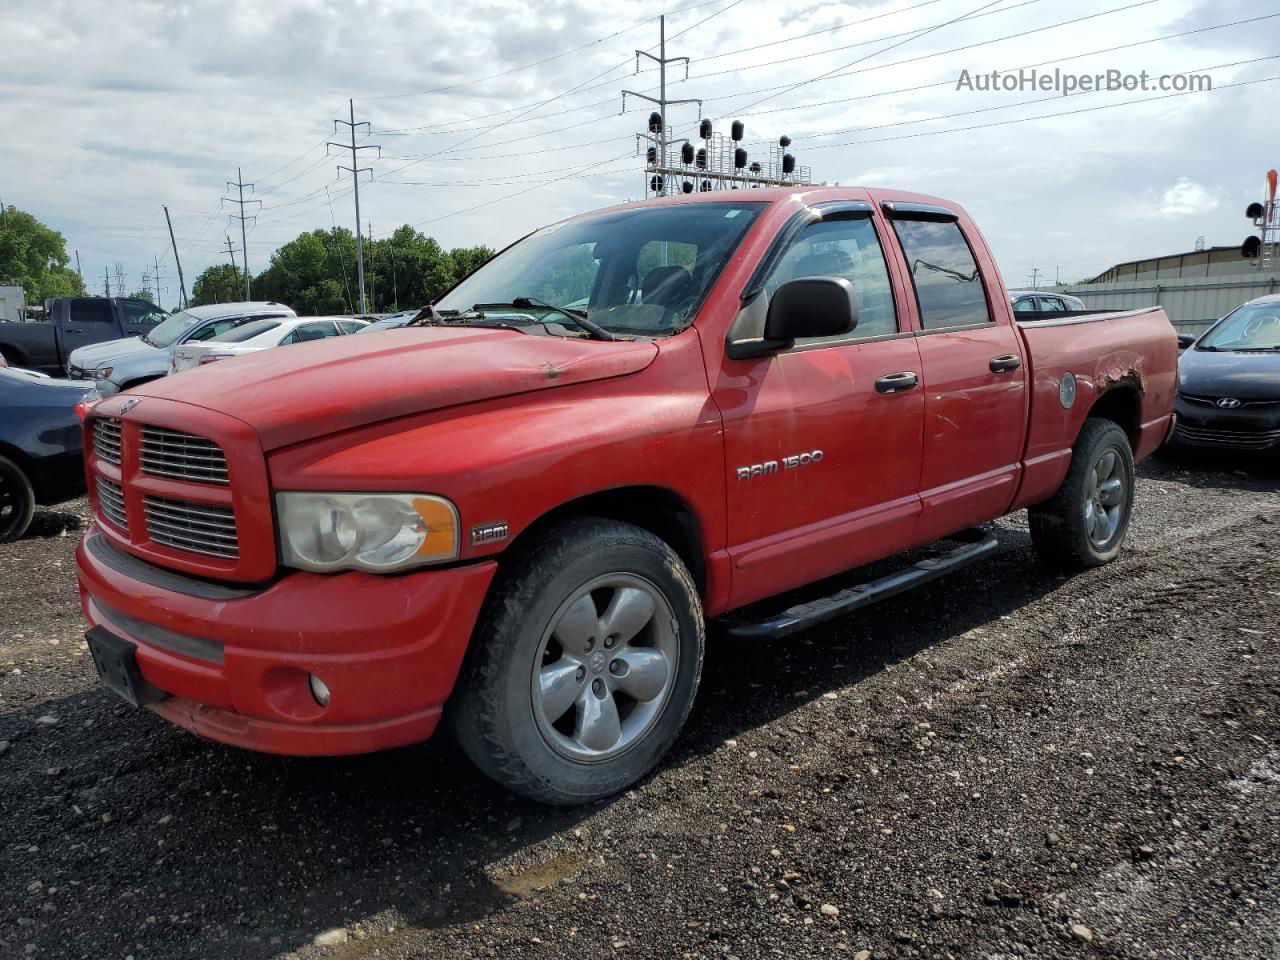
xmin=4 ymin=0 xmax=1277 ymax=303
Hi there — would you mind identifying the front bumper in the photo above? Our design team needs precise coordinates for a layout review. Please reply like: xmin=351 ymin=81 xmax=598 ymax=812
xmin=76 ymin=525 xmax=497 ymax=755
xmin=1172 ymin=396 xmax=1280 ymax=452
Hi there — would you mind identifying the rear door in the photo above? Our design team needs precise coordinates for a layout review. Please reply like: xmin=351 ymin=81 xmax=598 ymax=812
xmin=713 ymin=203 xmax=925 ymax=605
xmin=882 ymin=204 xmax=1027 ymax=542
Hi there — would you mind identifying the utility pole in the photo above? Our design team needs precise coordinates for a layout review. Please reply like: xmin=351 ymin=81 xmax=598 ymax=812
xmin=104 ymin=266 xmax=111 ymax=298
xmin=367 ymin=220 xmax=375 ymax=313
xmin=622 ymin=15 xmax=701 ymax=196
xmin=152 ymin=254 xmax=166 ymax=307
xmin=1029 ymin=267 xmax=1040 ymax=290
xmin=225 ymin=235 xmax=241 ymax=273
xmin=164 ymin=206 xmax=189 ymax=308
xmin=329 ymin=100 xmax=380 ymax=313
xmin=223 ymin=168 xmax=260 ymax=301
xmin=75 ymin=250 xmax=84 ymax=290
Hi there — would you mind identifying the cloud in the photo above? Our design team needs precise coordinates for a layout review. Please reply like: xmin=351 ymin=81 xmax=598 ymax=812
xmin=3 ymin=0 xmax=1279 ymax=298
xmin=1156 ymin=178 xmax=1220 ymax=218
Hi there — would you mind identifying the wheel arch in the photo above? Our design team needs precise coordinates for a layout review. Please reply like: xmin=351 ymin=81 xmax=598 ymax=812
xmin=0 ymin=343 xmax=30 ymax=367
xmin=504 ymin=485 xmax=707 ymax=596
xmin=1084 ymin=381 xmax=1141 ymax=449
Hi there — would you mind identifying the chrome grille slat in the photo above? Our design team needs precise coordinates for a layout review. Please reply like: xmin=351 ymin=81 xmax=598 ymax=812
xmin=140 ymin=426 xmax=229 ymax=485
xmin=96 ymin=477 xmax=128 ymax=530
xmin=1176 ymin=425 xmax=1280 ymax=448
xmin=143 ymin=495 xmax=239 ymax=559
xmin=93 ymin=419 xmax=123 ymax=466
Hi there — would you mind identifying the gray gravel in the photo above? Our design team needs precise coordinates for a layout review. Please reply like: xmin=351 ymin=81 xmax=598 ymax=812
xmin=1 ymin=453 xmax=1278 ymax=960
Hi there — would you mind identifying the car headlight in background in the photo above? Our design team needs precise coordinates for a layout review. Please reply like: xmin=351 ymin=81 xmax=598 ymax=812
xmin=94 ymin=366 xmax=114 ymax=380
xmin=276 ymin=492 xmax=459 ymax=573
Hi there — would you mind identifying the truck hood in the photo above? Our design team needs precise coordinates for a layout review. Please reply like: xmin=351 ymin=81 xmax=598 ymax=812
xmin=127 ymin=326 xmax=660 ymax=450
xmin=1178 ymin=347 xmax=1280 ymax=401
xmin=70 ymin=336 xmax=157 ymax=369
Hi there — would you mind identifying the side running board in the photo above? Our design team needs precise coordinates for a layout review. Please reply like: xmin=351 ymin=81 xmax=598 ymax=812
xmin=720 ymin=527 xmax=1000 ymax=641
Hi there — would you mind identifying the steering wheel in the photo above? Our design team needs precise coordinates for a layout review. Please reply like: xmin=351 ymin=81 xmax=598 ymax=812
xmin=1242 ymin=314 xmax=1280 ymax=339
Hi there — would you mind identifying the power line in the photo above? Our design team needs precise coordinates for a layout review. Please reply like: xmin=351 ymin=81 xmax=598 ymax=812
xmin=807 ymin=70 xmax=1280 ymax=150
xmin=728 ymin=10 xmax=1280 ymax=136
xmin=356 ymin=0 xmax=729 ymax=100
xmin=788 ymin=53 xmax=1280 ymax=147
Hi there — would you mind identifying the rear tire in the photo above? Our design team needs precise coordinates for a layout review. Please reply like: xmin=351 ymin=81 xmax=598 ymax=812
xmin=1029 ymin=418 xmax=1135 ymax=570
xmin=0 ymin=455 xmax=36 ymax=543
xmin=451 ymin=517 xmax=704 ymax=805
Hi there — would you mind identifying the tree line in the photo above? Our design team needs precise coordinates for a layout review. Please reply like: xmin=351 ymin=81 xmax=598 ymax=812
xmin=191 ymin=226 xmax=494 ymax=314
xmin=0 ymin=204 xmax=493 ymax=316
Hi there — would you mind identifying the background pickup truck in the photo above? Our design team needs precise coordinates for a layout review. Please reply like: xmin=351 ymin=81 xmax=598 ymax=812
xmin=75 ymin=186 xmax=1176 ymax=805
xmin=0 ymin=297 xmax=167 ymax=375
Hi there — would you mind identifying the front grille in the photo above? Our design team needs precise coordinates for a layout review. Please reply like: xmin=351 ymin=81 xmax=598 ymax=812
xmin=68 ymin=364 xmax=91 ymax=380
xmin=143 ymin=495 xmax=239 ymax=559
xmin=96 ymin=477 xmax=128 ymax=529
xmin=1176 ymin=424 xmax=1280 ymax=449
xmin=93 ymin=418 xmax=123 ymax=465
xmin=1182 ymin=394 xmax=1280 ymax=409
xmin=140 ymin=427 xmax=229 ymax=485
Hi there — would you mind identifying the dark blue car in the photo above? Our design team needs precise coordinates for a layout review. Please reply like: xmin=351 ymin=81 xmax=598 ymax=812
xmin=0 ymin=368 xmax=89 ymax=541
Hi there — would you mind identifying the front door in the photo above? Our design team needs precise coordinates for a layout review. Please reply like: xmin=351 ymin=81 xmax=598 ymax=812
xmin=885 ymin=213 xmax=1027 ymax=541
xmin=712 ymin=208 xmax=925 ymax=607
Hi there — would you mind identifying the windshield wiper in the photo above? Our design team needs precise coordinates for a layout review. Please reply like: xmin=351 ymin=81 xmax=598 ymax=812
xmin=140 ymin=334 xmax=156 ymax=346
xmin=511 ymin=296 xmax=618 ymax=341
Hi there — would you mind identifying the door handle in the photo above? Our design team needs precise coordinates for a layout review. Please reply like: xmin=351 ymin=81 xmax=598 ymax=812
xmin=989 ymin=354 xmax=1022 ymax=373
xmin=875 ymin=371 xmax=919 ymax=394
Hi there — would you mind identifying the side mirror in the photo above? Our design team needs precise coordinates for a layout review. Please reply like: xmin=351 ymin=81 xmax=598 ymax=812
xmin=1176 ymin=333 xmax=1196 ymax=350
xmin=763 ymin=276 xmax=859 ymax=344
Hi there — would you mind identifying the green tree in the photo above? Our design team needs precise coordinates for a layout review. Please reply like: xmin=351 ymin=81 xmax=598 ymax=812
xmin=128 ymin=289 xmax=155 ymax=303
xmin=0 ymin=205 xmax=85 ymax=301
xmin=191 ymin=264 xmax=245 ymax=306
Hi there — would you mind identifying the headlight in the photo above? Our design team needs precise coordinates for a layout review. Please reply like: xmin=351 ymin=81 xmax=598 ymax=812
xmin=95 ymin=366 xmax=114 ymax=380
xmin=276 ymin=492 xmax=459 ymax=573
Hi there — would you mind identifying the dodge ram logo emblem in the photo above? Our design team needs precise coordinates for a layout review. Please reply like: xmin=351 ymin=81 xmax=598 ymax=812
xmin=1215 ymin=397 xmax=1242 ymax=409
xmin=119 ymin=397 xmax=141 ymax=414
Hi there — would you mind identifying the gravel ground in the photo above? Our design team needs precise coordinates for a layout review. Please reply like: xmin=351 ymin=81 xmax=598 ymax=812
xmin=2 ymin=454 xmax=1278 ymax=960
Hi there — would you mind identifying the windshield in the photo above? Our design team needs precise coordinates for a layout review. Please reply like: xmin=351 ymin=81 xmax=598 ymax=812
xmin=145 ymin=310 xmax=206 ymax=348
xmin=434 ymin=202 xmax=765 ymax=337
xmin=1199 ymin=302 xmax=1280 ymax=350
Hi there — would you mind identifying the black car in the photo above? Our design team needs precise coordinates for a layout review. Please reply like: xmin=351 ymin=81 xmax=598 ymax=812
xmin=0 ymin=368 xmax=90 ymax=541
xmin=1172 ymin=295 xmax=1280 ymax=454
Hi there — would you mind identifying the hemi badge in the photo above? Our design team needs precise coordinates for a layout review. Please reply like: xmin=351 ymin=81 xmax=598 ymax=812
xmin=470 ymin=522 xmax=509 ymax=546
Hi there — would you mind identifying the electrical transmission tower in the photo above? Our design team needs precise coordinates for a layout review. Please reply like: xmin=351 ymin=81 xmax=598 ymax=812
xmin=329 ymin=100 xmax=380 ymax=314
xmin=624 ymin=18 xmax=813 ymax=198
xmin=622 ymin=15 xmax=701 ymax=198
xmin=223 ymin=168 xmax=260 ymax=301
xmin=113 ymin=263 xmax=127 ymax=298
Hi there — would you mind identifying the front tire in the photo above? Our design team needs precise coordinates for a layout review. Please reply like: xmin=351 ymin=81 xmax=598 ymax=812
xmin=1029 ymin=418 xmax=1135 ymax=570
xmin=451 ymin=517 xmax=704 ymax=805
xmin=0 ymin=455 xmax=36 ymax=543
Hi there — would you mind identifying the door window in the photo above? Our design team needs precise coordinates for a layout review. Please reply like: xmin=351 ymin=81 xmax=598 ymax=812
xmin=69 ymin=299 xmax=113 ymax=324
xmin=1037 ymin=296 xmax=1066 ymax=311
xmin=763 ymin=216 xmax=899 ymax=339
xmin=1012 ymin=297 xmax=1038 ymax=313
xmin=120 ymin=300 xmax=166 ymax=333
xmin=281 ymin=321 xmax=340 ymax=344
xmin=891 ymin=219 xmax=992 ymax=329
xmin=337 ymin=320 xmax=366 ymax=334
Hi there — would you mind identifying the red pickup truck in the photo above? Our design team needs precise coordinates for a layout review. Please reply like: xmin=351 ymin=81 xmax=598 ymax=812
xmin=76 ymin=187 xmax=1176 ymax=804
